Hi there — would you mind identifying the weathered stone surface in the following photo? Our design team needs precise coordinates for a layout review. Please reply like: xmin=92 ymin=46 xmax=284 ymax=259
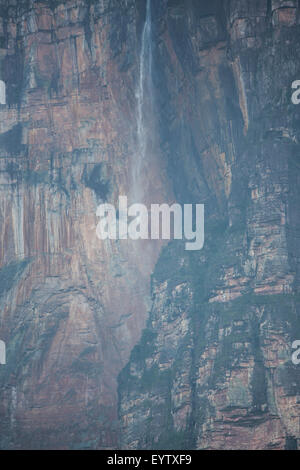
xmin=0 ymin=0 xmax=299 ymax=450
xmin=119 ymin=0 xmax=300 ymax=450
xmin=0 ymin=0 xmax=168 ymax=449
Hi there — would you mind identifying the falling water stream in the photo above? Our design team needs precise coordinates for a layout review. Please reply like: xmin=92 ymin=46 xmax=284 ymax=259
xmin=133 ymin=0 xmax=153 ymax=200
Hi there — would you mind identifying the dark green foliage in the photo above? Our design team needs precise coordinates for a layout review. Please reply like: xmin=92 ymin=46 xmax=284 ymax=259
xmin=2 ymin=41 xmax=25 ymax=106
xmin=24 ymin=169 xmax=49 ymax=185
xmin=0 ymin=259 xmax=30 ymax=298
xmin=118 ymin=327 xmax=158 ymax=393
xmin=83 ymin=1 xmax=93 ymax=53
xmin=155 ymin=428 xmax=192 ymax=450
xmin=278 ymin=363 xmax=300 ymax=396
xmin=285 ymin=436 xmax=298 ymax=450
xmin=83 ymin=163 xmax=110 ymax=200
xmin=0 ymin=124 xmax=23 ymax=155
xmin=119 ymin=192 xmax=300 ymax=446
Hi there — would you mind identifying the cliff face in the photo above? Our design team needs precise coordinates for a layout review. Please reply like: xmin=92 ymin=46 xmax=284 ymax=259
xmin=119 ymin=0 xmax=300 ymax=450
xmin=0 ymin=0 xmax=299 ymax=450
xmin=0 ymin=0 xmax=169 ymax=449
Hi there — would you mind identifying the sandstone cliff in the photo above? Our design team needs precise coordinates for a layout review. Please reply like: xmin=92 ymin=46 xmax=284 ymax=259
xmin=119 ymin=0 xmax=300 ymax=450
xmin=0 ymin=0 xmax=168 ymax=449
xmin=0 ymin=0 xmax=299 ymax=450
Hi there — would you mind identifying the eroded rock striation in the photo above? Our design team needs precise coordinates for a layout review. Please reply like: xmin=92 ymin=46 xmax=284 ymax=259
xmin=0 ymin=0 xmax=168 ymax=449
xmin=0 ymin=0 xmax=299 ymax=450
xmin=119 ymin=0 xmax=300 ymax=450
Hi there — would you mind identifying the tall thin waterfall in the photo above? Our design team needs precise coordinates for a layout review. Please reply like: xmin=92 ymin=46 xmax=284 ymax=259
xmin=133 ymin=0 xmax=153 ymax=199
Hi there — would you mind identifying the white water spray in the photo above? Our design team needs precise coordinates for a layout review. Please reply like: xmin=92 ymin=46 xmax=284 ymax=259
xmin=133 ymin=0 xmax=153 ymax=197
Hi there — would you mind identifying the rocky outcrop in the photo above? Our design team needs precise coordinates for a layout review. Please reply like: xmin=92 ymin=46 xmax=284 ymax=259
xmin=0 ymin=0 xmax=169 ymax=449
xmin=119 ymin=0 xmax=300 ymax=450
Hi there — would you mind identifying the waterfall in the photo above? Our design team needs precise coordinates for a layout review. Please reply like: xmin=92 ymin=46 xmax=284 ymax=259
xmin=133 ymin=0 xmax=153 ymax=199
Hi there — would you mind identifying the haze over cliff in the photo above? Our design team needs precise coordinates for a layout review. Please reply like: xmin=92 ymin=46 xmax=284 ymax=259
xmin=0 ymin=0 xmax=299 ymax=450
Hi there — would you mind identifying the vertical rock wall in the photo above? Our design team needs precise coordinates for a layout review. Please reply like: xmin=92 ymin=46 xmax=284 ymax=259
xmin=119 ymin=0 xmax=300 ymax=450
xmin=0 ymin=0 xmax=299 ymax=450
xmin=0 ymin=0 xmax=169 ymax=449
